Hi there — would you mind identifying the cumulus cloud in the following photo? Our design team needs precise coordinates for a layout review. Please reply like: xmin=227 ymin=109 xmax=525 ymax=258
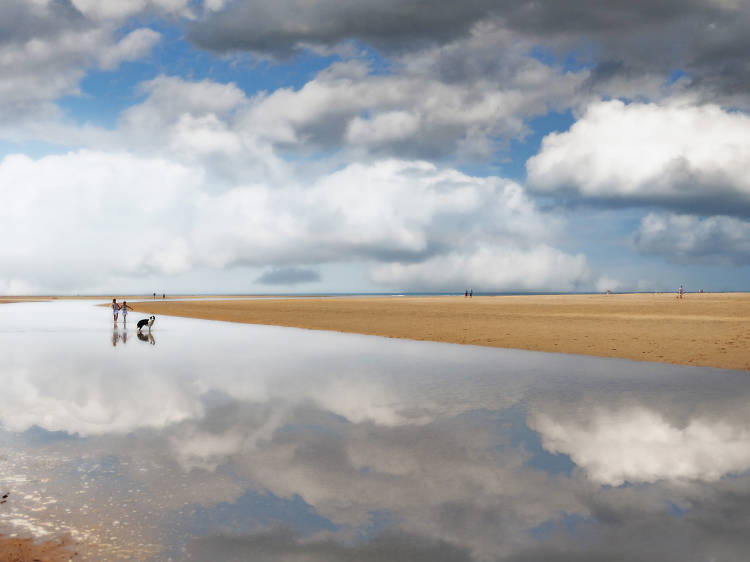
xmin=0 ymin=1 xmax=162 ymax=127
xmin=240 ymin=46 xmax=586 ymax=160
xmin=186 ymin=0 xmax=750 ymax=104
xmin=633 ymin=212 xmax=750 ymax=265
xmin=527 ymin=99 xmax=750 ymax=216
xmin=96 ymin=27 xmax=162 ymax=70
xmin=256 ymin=267 xmax=321 ymax=285
xmin=0 ymin=151 xmax=202 ymax=291
xmin=0 ymin=150 xmax=588 ymax=293
xmin=70 ymin=0 xmax=191 ymax=21
xmin=370 ymin=246 xmax=590 ymax=292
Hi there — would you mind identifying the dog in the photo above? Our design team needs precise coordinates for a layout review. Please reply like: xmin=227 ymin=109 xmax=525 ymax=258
xmin=137 ymin=315 xmax=156 ymax=332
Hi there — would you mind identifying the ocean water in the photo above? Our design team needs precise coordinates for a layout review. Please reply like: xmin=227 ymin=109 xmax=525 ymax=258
xmin=0 ymin=300 xmax=748 ymax=560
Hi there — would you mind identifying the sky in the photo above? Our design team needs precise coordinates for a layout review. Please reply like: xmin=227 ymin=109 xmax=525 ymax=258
xmin=1 ymin=0 xmax=749 ymax=295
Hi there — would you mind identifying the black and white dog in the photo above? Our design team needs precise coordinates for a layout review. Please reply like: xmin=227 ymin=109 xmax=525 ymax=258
xmin=137 ymin=315 xmax=156 ymax=332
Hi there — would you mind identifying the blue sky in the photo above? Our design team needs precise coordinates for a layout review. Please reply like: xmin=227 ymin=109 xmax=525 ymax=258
xmin=1 ymin=0 xmax=749 ymax=294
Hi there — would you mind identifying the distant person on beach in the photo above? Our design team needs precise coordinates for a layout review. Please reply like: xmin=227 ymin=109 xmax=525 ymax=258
xmin=163 ymin=293 xmax=165 ymax=299
xmin=678 ymin=285 xmax=684 ymax=299
xmin=121 ymin=301 xmax=133 ymax=322
xmin=153 ymin=292 xmax=156 ymax=300
xmin=465 ymin=289 xmax=468 ymax=298
xmin=469 ymin=289 xmax=473 ymax=298
xmin=112 ymin=299 xmax=119 ymax=322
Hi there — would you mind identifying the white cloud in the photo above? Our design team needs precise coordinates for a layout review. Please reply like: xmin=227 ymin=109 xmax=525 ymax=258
xmin=0 ymin=151 xmax=203 ymax=290
xmin=532 ymin=407 xmax=750 ymax=485
xmin=240 ymin=46 xmax=586 ymax=160
xmin=370 ymin=245 xmax=590 ymax=292
xmin=527 ymin=99 xmax=750 ymax=215
xmin=634 ymin=212 xmax=750 ymax=265
xmin=0 ymin=2 xmax=162 ymax=126
xmin=0 ymin=149 xmax=589 ymax=293
xmin=70 ymin=0 xmax=191 ymax=20
xmin=97 ymin=28 xmax=161 ymax=70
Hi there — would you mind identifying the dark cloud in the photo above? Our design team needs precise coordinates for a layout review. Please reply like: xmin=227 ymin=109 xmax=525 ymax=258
xmin=188 ymin=0 xmax=502 ymax=57
xmin=633 ymin=213 xmax=750 ymax=265
xmin=0 ymin=0 xmax=87 ymax=46
xmin=187 ymin=0 xmax=750 ymax=103
xmin=256 ymin=266 xmax=321 ymax=285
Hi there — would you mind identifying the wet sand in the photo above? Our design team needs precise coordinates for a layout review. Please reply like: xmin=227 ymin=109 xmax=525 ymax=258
xmin=0 ymin=535 xmax=77 ymax=560
xmin=127 ymin=293 xmax=750 ymax=371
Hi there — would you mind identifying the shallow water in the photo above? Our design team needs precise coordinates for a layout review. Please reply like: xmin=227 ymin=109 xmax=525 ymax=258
xmin=0 ymin=300 xmax=748 ymax=560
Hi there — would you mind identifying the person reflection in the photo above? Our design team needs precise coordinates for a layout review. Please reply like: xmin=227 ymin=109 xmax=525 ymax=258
xmin=137 ymin=331 xmax=156 ymax=345
xmin=112 ymin=325 xmax=121 ymax=346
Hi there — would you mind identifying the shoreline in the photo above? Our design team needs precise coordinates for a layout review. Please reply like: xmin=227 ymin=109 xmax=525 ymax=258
xmin=3 ymin=293 xmax=748 ymax=370
xmin=124 ymin=293 xmax=749 ymax=371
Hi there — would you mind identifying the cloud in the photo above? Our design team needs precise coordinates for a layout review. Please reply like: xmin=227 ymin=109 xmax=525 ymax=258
xmin=0 ymin=1 xmax=162 ymax=126
xmin=0 ymin=150 xmax=202 ymax=291
xmin=240 ymin=47 xmax=586 ymax=161
xmin=185 ymin=0 xmax=750 ymax=104
xmin=633 ymin=212 xmax=750 ymax=265
xmin=0 ymin=150 xmax=588 ymax=293
xmin=370 ymin=245 xmax=590 ymax=292
xmin=97 ymin=27 xmax=161 ymax=70
xmin=256 ymin=267 xmax=321 ymax=285
xmin=187 ymin=0 xmax=504 ymax=56
xmin=70 ymin=0 xmax=191 ymax=20
xmin=526 ymin=99 xmax=750 ymax=216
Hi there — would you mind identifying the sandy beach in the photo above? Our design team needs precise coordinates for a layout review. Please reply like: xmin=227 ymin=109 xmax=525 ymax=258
xmin=124 ymin=293 xmax=750 ymax=371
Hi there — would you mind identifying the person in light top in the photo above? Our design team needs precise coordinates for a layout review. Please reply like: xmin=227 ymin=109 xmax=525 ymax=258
xmin=121 ymin=300 xmax=133 ymax=322
xmin=112 ymin=298 xmax=120 ymax=322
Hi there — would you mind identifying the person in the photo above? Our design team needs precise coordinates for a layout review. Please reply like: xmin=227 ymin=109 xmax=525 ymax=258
xmin=153 ymin=292 xmax=156 ymax=300
xmin=112 ymin=298 xmax=120 ymax=322
xmin=469 ymin=288 xmax=473 ymax=298
xmin=121 ymin=301 xmax=133 ymax=322
xmin=465 ymin=289 xmax=468 ymax=298
xmin=679 ymin=285 xmax=684 ymax=299
xmin=162 ymin=293 xmax=165 ymax=299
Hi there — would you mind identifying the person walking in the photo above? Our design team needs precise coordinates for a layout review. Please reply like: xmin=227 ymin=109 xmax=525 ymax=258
xmin=112 ymin=299 xmax=120 ymax=323
xmin=121 ymin=301 xmax=133 ymax=322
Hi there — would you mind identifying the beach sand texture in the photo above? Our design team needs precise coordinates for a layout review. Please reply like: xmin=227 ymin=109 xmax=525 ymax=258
xmin=129 ymin=293 xmax=750 ymax=371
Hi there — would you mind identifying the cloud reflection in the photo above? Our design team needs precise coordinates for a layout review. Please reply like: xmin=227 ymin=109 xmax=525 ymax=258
xmin=3 ymin=301 xmax=750 ymax=560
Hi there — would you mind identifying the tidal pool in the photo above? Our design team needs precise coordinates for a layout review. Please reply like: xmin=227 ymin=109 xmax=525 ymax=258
xmin=0 ymin=300 xmax=748 ymax=560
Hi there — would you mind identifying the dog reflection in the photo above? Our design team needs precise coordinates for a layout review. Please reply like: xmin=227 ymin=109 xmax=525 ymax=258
xmin=137 ymin=331 xmax=156 ymax=345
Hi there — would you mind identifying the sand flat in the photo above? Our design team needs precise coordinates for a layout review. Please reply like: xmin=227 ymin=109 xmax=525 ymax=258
xmin=126 ymin=293 xmax=750 ymax=370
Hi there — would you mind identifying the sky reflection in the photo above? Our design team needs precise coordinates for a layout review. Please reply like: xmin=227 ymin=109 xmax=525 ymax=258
xmin=0 ymin=301 xmax=749 ymax=561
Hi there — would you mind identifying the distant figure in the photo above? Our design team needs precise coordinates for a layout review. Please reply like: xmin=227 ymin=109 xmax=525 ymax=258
xmin=700 ymin=288 xmax=704 ymax=294
xmin=112 ymin=298 xmax=120 ymax=322
xmin=678 ymin=285 xmax=684 ymax=299
xmin=469 ymin=289 xmax=473 ymax=298
xmin=465 ymin=289 xmax=468 ymax=298
xmin=162 ymin=293 xmax=165 ymax=299
xmin=153 ymin=292 xmax=156 ymax=300
xmin=121 ymin=301 xmax=133 ymax=322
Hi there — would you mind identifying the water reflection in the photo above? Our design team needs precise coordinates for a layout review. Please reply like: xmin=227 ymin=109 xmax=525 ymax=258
xmin=137 ymin=331 xmax=156 ymax=345
xmin=0 ymin=301 xmax=749 ymax=561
